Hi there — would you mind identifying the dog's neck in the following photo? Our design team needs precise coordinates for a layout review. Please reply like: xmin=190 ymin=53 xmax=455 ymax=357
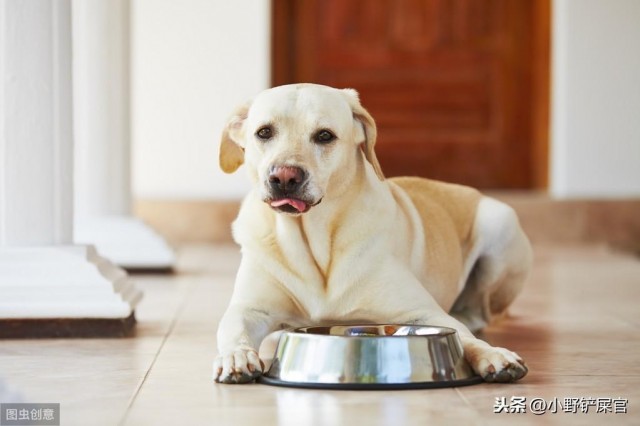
xmin=270 ymin=152 xmax=394 ymax=281
xmin=301 ymin=150 xmax=382 ymax=224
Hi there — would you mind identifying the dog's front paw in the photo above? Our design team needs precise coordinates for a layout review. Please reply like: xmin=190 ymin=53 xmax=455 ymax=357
xmin=466 ymin=345 xmax=528 ymax=383
xmin=213 ymin=348 xmax=264 ymax=384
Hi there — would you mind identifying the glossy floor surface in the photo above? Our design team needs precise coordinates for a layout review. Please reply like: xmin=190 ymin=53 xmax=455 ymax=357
xmin=0 ymin=244 xmax=638 ymax=425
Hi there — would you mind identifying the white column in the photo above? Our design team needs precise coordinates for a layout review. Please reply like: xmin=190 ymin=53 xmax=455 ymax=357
xmin=72 ymin=0 xmax=175 ymax=270
xmin=0 ymin=0 xmax=140 ymax=330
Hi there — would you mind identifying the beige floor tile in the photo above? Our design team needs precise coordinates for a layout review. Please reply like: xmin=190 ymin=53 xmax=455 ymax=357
xmin=2 ymin=243 xmax=640 ymax=425
xmin=458 ymin=376 xmax=639 ymax=425
xmin=124 ymin=385 xmax=479 ymax=426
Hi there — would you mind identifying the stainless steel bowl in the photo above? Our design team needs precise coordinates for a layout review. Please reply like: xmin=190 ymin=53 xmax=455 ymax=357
xmin=259 ymin=324 xmax=482 ymax=389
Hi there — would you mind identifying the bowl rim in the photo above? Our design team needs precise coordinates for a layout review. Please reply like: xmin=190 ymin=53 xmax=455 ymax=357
xmin=283 ymin=324 xmax=459 ymax=340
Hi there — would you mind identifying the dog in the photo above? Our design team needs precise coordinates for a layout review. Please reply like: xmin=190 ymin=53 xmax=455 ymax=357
xmin=214 ymin=83 xmax=532 ymax=384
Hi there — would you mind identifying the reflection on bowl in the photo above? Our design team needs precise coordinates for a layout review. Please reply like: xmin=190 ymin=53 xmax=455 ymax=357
xmin=259 ymin=324 xmax=482 ymax=390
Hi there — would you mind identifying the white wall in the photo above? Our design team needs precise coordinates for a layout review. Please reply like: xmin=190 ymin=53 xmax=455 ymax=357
xmin=131 ymin=0 xmax=269 ymax=200
xmin=551 ymin=0 xmax=640 ymax=198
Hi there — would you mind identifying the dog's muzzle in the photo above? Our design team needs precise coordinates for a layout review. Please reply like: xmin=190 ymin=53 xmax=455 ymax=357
xmin=266 ymin=165 xmax=318 ymax=214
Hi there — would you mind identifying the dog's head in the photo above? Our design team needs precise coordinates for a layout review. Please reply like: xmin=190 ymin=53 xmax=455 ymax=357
xmin=219 ymin=84 xmax=383 ymax=215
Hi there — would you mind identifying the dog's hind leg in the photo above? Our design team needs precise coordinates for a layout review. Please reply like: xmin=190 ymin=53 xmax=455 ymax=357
xmin=450 ymin=197 xmax=532 ymax=333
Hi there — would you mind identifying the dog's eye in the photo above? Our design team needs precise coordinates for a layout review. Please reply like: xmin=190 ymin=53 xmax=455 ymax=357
xmin=256 ymin=126 xmax=273 ymax=140
xmin=314 ymin=130 xmax=336 ymax=144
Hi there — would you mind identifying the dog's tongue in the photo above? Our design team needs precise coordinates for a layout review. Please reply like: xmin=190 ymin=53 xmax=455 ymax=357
xmin=270 ymin=198 xmax=307 ymax=212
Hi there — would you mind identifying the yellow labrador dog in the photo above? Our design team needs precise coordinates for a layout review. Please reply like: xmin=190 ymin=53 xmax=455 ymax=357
xmin=214 ymin=83 xmax=532 ymax=384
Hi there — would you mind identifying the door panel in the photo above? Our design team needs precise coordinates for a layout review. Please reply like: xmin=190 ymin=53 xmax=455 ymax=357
xmin=273 ymin=0 xmax=548 ymax=189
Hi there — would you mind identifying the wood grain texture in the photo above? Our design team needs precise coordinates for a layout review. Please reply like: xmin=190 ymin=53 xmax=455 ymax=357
xmin=273 ymin=0 xmax=550 ymax=189
xmin=0 ymin=313 xmax=136 ymax=339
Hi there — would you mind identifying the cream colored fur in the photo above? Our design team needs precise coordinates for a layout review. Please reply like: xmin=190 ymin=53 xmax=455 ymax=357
xmin=214 ymin=84 xmax=532 ymax=384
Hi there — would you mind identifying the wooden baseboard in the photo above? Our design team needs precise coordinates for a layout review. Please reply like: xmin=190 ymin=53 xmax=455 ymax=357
xmin=490 ymin=193 xmax=640 ymax=253
xmin=135 ymin=200 xmax=240 ymax=244
xmin=0 ymin=313 xmax=136 ymax=339
xmin=135 ymin=196 xmax=640 ymax=253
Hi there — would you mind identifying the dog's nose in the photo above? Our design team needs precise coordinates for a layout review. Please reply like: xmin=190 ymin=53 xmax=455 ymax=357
xmin=269 ymin=165 xmax=305 ymax=193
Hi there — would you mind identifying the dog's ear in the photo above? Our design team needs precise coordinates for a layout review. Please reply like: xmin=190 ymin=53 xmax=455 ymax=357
xmin=342 ymin=88 xmax=384 ymax=180
xmin=219 ymin=102 xmax=250 ymax=174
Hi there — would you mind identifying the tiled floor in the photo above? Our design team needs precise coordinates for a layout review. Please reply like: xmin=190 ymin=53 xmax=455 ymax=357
xmin=1 ymin=243 xmax=639 ymax=425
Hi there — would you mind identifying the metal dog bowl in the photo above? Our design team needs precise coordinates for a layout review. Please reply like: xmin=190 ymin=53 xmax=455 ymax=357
xmin=259 ymin=324 xmax=482 ymax=389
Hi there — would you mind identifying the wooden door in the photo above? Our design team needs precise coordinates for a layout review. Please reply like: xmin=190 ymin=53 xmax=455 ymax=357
xmin=273 ymin=0 xmax=549 ymax=189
